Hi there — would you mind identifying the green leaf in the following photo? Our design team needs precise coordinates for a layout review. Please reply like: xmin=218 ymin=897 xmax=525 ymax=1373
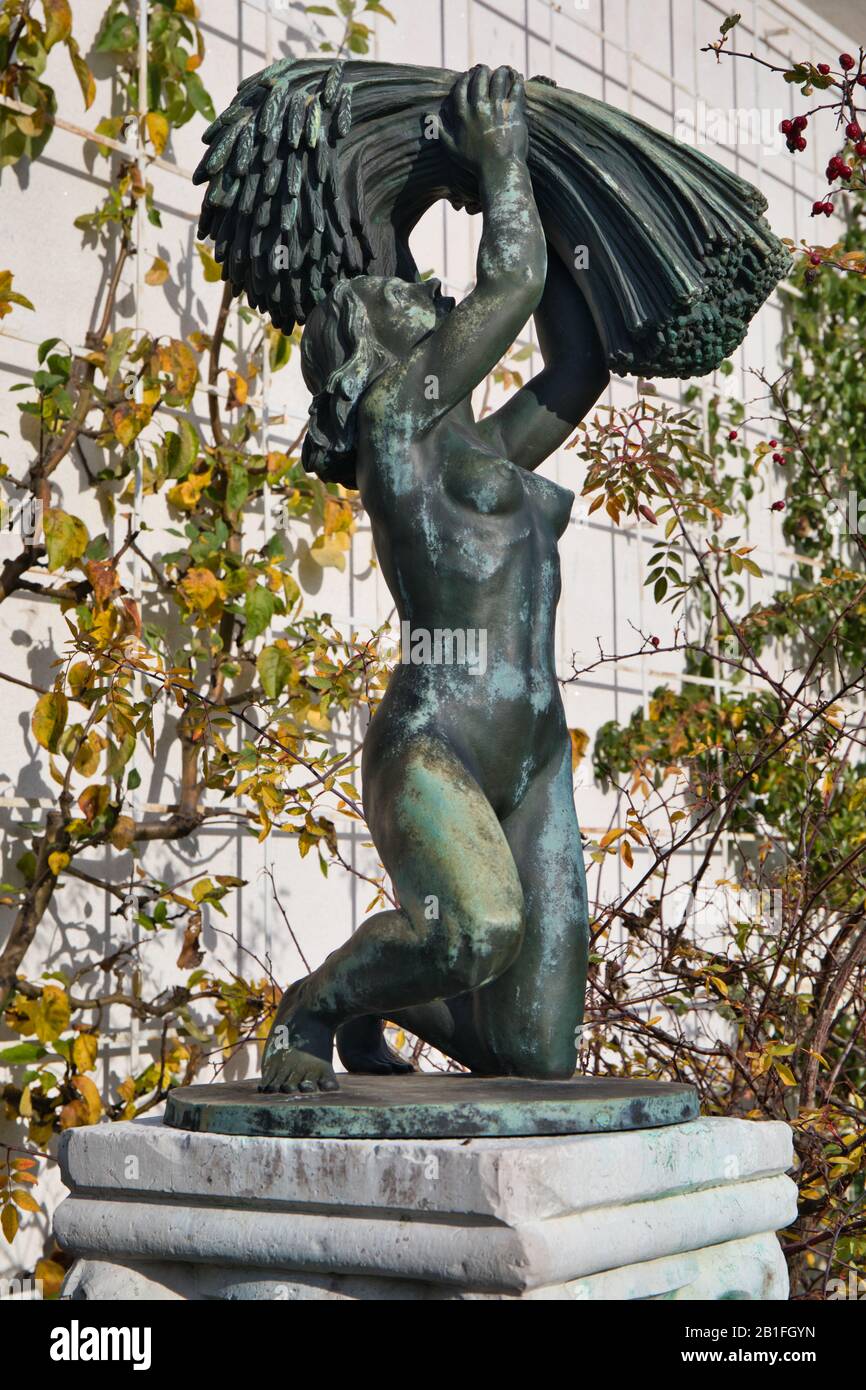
xmin=0 ymin=1042 xmax=48 ymax=1064
xmin=94 ymin=7 xmax=137 ymax=53
xmin=245 ymin=586 xmax=275 ymax=643
xmin=226 ymin=461 xmax=249 ymax=513
xmin=43 ymin=508 xmax=89 ymax=571
xmin=184 ymin=71 xmax=215 ymax=121
xmin=257 ymin=644 xmax=292 ymax=699
xmin=720 ymin=13 xmax=741 ymax=36
xmin=105 ymin=326 xmax=133 ymax=385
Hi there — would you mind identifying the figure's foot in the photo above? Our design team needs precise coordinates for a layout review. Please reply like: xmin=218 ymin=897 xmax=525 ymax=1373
xmin=336 ymin=1014 xmax=416 ymax=1075
xmin=259 ymin=983 xmax=339 ymax=1093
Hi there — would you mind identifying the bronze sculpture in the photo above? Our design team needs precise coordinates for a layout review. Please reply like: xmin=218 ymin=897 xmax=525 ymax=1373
xmin=194 ymin=61 xmax=790 ymax=1093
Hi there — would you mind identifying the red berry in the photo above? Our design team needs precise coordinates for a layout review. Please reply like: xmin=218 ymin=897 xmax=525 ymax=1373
xmin=812 ymin=200 xmax=824 ymax=215
xmin=650 ymin=636 xmax=660 ymax=649
xmin=847 ymin=121 xmax=862 ymax=138
xmin=809 ymin=252 xmax=822 ymax=265
xmin=773 ymin=452 xmax=785 ymax=464
xmin=794 ymin=115 xmax=809 ymax=130
xmin=796 ymin=136 xmax=807 ymax=150
xmin=769 ymin=439 xmax=778 ymax=448
xmin=859 ymin=74 xmax=866 ymax=86
xmin=728 ymin=429 xmax=738 ymax=440
xmin=840 ymin=53 xmax=855 ymax=71
xmin=817 ymin=63 xmax=831 ymax=75
xmin=771 ymin=500 xmax=786 ymax=512
xmin=840 ymin=163 xmax=853 ymax=179
xmin=823 ymin=201 xmax=834 ymax=215
xmin=856 ymin=141 xmax=866 ymax=157
xmin=780 ymin=118 xmax=793 ymax=134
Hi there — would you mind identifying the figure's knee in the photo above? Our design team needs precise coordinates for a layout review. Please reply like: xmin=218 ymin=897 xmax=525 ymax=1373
xmin=453 ymin=898 xmax=524 ymax=992
xmin=420 ymin=885 xmax=524 ymax=996
xmin=398 ymin=836 xmax=525 ymax=996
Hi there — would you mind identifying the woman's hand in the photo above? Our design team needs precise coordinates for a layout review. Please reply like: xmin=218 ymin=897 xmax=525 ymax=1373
xmin=440 ymin=64 xmax=528 ymax=174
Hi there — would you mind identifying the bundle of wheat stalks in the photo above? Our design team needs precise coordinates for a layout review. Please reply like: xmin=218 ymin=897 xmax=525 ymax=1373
xmin=195 ymin=58 xmax=791 ymax=380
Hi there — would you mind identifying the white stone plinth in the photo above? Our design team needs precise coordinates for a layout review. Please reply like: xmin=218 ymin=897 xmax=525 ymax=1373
xmin=55 ymin=1115 xmax=796 ymax=1301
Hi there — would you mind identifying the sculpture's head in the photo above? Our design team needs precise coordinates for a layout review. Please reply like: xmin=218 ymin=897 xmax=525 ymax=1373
xmin=301 ymin=274 xmax=454 ymax=488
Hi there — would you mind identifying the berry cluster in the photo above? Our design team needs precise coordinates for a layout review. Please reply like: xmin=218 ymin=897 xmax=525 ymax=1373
xmin=789 ymin=53 xmax=866 ymax=220
xmin=826 ymin=154 xmax=854 ymax=184
xmin=780 ymin=113 xmax=808 ymax=152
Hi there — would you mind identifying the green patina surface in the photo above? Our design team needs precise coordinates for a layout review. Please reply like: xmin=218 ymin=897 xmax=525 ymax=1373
xmin=164 ymin=1075 xmax=699 ymax=1139
xmin=188 ymin=63 xmax=789 ymax=1101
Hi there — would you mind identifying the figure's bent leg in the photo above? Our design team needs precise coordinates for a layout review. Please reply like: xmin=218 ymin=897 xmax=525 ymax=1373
xmin=472 ymin=740 xmax=589 ymax=1079
xmin=260 ymin=738 xmax=524 ymax=1091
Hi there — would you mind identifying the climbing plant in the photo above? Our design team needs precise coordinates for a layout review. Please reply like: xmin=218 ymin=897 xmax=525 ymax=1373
xmin=0 ymin=0 xmax=394 ymax=1290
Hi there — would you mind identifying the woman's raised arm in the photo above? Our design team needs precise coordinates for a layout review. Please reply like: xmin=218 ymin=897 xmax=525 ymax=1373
xmin=363 ymin=66 xmax=547 ymax=433
xmin=476 ymin=247 xmax=611 ymax=471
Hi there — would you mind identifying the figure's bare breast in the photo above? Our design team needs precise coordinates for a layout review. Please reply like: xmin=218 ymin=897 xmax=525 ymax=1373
xmin=357 ymin=410 xmax=574 ymax=814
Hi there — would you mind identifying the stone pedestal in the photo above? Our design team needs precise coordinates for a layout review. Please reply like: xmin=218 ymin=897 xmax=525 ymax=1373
xmin=56 ymin=1114 xmax=796 ymax=1301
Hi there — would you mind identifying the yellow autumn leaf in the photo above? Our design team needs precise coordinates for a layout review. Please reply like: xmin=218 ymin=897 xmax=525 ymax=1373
xmin=67 ymin=660 xmax=93 ymax=697
xmin=144 ymin=255 xmax=169 ymax=286
xmin=11 ymin=1188 xmax=41 ymax=1214
xmin=226 ymin=370 xmax=249 ymax=407
xmin=309 ymin=532 xmax=350 ymax=571
xmin=109 ymin=815 xmax=136 ymax=850
xmin=32 ymin=691 xmax=68 ymax=752
xmin=179 ymin=566 xmax=226 ymax=617
xmin=305 ymin=706 xmax=332 ymax=732
xmin=569 ymin=728 xmax=589 ymax=770
xmin=34 ymin=985 xmax=70 ymax=1044
xmin=41 ymin=0 xmax=72 ymax=48
xmin=1 ymin=1203 xmax=19 ymax=1243
xmin=71 ymin=1073 xmax=103 ymax=1124
xmin=145 ymin=110 xmax=169 ymax=155
xmin=72 ymin=1032 xmax=99 ymax=1072
xmin=78 ymin=783 xmax=109 ymax=824
xmin=35 ymin=1257 xmax=66 ymax=1297
xmin=73 ymin=731 xmax=106 ymax=777
xmin=42 ymin=508 xmax=88 ymax=571
xmin=195 ymin=241 xmax=222 ymax=282
xmin=167 ymin=467 xmax=213 ymax=511
xmin=47 ymin=851 xmax=69 ymax=876
xmin=0 ymin=269 xmax=34 ymax=319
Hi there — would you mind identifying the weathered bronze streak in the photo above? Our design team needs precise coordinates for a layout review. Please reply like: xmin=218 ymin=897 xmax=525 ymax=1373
xmin=193 ymin=60 xmax=789 ymax=1102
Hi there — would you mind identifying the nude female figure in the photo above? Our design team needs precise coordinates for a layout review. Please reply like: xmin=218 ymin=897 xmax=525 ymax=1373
xmin=259 ymin=63 xmax=610 ymax=1092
